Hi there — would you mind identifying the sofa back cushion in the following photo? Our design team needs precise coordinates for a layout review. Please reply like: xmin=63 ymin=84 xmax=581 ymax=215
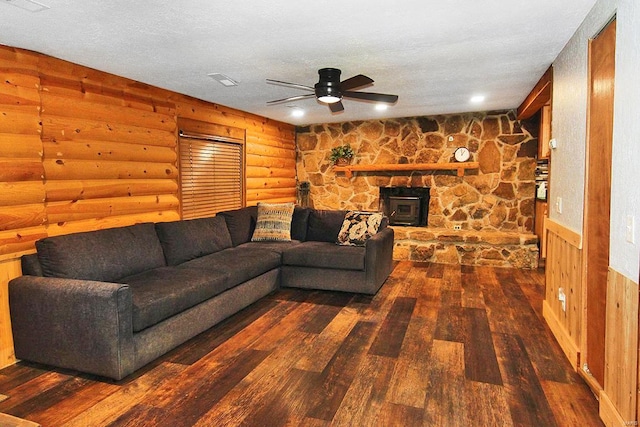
xmin=306 ymin=209 xmax=347 ymax=242
xmin=36 ymin=223 xmax=166 ymax=282
xmin=155 ymin=216 xmax=233 ymax=266
xmin=219 ymin=205 xmax=311 ymax=246
xmin=217 ymin=206 xmax=258 ymax=246
xmin=291 ymin=206 xmax=311 ymax=241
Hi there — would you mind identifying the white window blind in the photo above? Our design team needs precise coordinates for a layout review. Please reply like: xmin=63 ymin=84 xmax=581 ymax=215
xmin=179 ymin=132 xmax=244 ymax=219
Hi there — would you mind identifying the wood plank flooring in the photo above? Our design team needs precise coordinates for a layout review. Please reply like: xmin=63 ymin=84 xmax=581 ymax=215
xmin=0 ymin=262 xmax=603 ymax=426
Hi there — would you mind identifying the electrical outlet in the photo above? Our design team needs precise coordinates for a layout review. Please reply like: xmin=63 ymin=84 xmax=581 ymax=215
xmin=558 ymin=287 xmax=566 ymax=312
xmin=453 ymin=225 xmax=462 ymax=231
xmin=555 ymin=197 xmax=563 ymax=214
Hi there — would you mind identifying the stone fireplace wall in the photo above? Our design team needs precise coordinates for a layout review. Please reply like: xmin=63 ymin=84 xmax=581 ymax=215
xmin=296 ymin=110 xmax=538 ymax=233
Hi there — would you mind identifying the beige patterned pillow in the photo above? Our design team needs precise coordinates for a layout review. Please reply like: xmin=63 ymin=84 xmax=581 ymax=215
xmin=251 ymin=202 xmax=295 ymax=242
xmin=337 ymin=211 xmax=384 ymax=246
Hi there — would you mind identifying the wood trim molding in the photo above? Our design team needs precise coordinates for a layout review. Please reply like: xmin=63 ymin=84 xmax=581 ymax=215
xmin=542 ymin=300 xmax=580 ymax=369
xmin=599 ymin=390 xmax=629 ymax=427
xmin=517 ymin=66 xmax=553 ymax=120
xmin=545 ymin=217 xmax=582 ymax=249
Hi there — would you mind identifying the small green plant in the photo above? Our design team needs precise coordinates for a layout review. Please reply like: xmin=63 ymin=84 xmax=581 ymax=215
xmin=329 ymin=144 xmax=355 ymax=164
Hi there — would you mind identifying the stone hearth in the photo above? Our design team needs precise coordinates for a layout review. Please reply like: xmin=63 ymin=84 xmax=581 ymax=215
xmin=392 ymin=226 xmax=539 ymax=268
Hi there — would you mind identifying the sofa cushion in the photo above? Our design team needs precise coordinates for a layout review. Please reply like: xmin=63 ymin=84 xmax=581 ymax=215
xmin=36 ymin=223 xmax=166 ymax=282
xmin=218 ymin=206 xmax=258 ymax=246
xmin=282 ymin=241 xmax=365 ymax=271
xmin=120 ymin=266 xmax=230 ymax=332
xmin=291 ymin=206 xmax=311 ymax=241
xmin=238 ymin=240 xmax=303 ymax=255
xmin=155 ymin=216 xmax=233 ymax=266
xmin=179 ymin=246 xmax=281 ymax=287
xmin=337 ymin=211 xmax=384 ymax=246
xmin=306 ymin=209 xmax=347 ymax=243
xmin=251 ymin=202 xmax=295 ymax=242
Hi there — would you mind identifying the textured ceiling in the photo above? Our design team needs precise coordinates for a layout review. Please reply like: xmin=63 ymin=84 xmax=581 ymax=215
xmin=0 ymin=0 xmax=597 ymax=125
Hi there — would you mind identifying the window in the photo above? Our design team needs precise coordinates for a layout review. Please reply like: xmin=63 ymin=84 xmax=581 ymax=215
xmin=179 ymin=130 xmax=244 ymax=219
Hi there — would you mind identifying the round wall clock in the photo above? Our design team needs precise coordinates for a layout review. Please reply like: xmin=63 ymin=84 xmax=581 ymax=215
xmin=454 ymin=147 xmax=470 ymax=162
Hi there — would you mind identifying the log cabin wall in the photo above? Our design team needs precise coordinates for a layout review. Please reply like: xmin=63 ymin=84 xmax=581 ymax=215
xmin=0 ymin=44 xmax=296 ymax=368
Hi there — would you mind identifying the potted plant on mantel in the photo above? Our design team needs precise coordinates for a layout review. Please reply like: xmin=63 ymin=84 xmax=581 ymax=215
xmin=329 ymin=144 xmax=355 ymax=166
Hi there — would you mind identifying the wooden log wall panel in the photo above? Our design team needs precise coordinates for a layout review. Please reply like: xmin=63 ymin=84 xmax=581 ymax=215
xmin=0 ymin=160 xmax=43 ymax=182
xmin=40 ymin=75 xmax=176 ymax=117
xmin=0 ymin=74 xmax=40 ymax=106
xmin=177 ymin=117 xmax=246 ymax=141
xmin=543 ymin=218 xmax=583 ymax=369
xmin=0 ymin=106 xmax=41 ymax=135
xmin=43 ymin=159 xmax=178 ymax=180
xmin=44 ymin=179 xmax=178 ymax=202
xmin=0 ymin=259 xmax=21 ymax=367
xmin=245 ymin=177 xmax=297 ymax=191
xmin=40 ymin=93 xmax=176 ymax=132
xmin=0 ymin=182 xmax=45 ymax=207
xmin=246 ymin=188 xmax=297 ymax=204
xmin=247 ymin=156 xmax=296 ymax=169
xmin=601 ymin=268 xmax=639 ymax=424
xmin=46 ymin=211 xmax=180 ymax=237
xmin=0 ymin=204 xmax=46 ymax=231
xmin=46 ymin=195 xmax=179 ymax=223
xmin=245 ymin=166 xmax=295 ymax=179
xmin=0 ymin=134 xmax=43 ymax=159
xmin=0 ymin=227 xmax=47 ymax=258
xmin=43 ymin=140 xmax=177 ymax=163
xmin=41 ymin=116 xmax=176 ymax=147
xmin=0 ymin=43 xmax=296 ymax=368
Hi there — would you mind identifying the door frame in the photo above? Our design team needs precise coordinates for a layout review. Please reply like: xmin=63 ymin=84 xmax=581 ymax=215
xmin=580 ymin=16 xmax=616 ymax=393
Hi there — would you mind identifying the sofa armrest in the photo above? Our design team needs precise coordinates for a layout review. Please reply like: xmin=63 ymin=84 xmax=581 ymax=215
xmin=9 ymin=276 xmax=135 ymax=380
xmin=365 ymin=227 xmax=395 ymax=291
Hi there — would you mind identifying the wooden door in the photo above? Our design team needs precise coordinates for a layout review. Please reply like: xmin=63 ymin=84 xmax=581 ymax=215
xmin=583 ymin=18 xmax=616 ymax=388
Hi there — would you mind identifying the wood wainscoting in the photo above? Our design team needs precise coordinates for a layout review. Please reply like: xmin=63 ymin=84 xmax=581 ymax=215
xmin=543 ymin=218 xmax=583 ymax=369
xmin=544 ymin=217 xmax=640 ymax=426
xmin=600 ymin=268 xmax=639 ymax=426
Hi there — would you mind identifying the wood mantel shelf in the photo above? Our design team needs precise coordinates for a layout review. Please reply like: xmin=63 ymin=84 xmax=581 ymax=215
xmin=333 ymin=162 xmax=479 ymax=178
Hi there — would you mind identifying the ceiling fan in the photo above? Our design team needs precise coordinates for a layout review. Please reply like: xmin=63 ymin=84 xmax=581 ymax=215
xmin=266 ymin=68 xmax=399 ymax=113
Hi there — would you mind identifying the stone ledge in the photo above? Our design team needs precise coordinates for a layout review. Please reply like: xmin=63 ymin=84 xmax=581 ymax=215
xmin=391 ymin=226 xmax=539 ymax=269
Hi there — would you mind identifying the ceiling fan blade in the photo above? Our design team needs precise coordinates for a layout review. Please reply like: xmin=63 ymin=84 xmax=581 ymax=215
xmin=267 ymin=94 xmax=316 ymax=104
xmin=343 ymin=91 xmax=399 ymax=103
xmin=266 ymin=79 xmax=314 ymax=91
xmin=340 ymin=74 xmax=374 ymax=91
xmin=328 ymin=101 xmax=344 ymax=113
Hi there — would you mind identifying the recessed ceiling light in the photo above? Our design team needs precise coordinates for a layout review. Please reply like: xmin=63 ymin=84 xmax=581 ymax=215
xmin=290 ymin=108 xmax=304 ymax=118
xmin=207 ymin=73 xmax=238 ymax=87
xmin=375 ymin=104 xmax=388 ymax=111
xmin=2 ymin=0 xmax=50 ymax=12
xmin=470 ymin=95 xmax=485 ymax=103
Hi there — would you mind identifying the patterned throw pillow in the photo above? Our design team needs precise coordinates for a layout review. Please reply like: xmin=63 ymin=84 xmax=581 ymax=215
xmin=336 ymin=211 xmax=384 ymax=246
xmin=251 ymin=202 xmax=295 ymax=242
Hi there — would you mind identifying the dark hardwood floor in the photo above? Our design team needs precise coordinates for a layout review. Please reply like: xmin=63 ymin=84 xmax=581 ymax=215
xmin=0 ymin=262 xmax=603 ymax=426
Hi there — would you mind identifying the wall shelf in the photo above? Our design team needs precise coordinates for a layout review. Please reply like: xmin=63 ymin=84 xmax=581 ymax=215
xmin=333 ymin=162 xmax=479 ymax=178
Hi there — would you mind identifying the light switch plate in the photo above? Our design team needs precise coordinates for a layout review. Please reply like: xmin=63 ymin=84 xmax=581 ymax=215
xmin=626 ymin=215 xmax=635 ymax=244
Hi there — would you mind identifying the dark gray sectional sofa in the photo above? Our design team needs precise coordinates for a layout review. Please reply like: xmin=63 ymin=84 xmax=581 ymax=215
xmin=8 ymin=206 xmax=394 ymax=380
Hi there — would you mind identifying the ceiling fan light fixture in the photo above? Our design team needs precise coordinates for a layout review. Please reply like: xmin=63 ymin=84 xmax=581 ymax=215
xmin=315 ymin=83 xmax=342 ymax=104
xmin=317 ymin=95 xmax=342 ymax=104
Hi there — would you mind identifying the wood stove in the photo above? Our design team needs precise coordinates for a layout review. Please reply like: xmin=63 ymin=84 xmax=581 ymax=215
xmin=379 ymin=187 xmax=430 ymax=226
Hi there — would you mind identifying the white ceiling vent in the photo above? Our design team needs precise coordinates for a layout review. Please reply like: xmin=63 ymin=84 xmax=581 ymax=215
xmin=207 ymin=73 xmax=238 ymax=87
xmin=2 ymin=0 xmax=50 ymax=12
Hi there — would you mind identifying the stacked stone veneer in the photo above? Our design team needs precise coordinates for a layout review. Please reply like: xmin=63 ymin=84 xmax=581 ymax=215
xmin=296 ymin=110 xmax=540 ymax=268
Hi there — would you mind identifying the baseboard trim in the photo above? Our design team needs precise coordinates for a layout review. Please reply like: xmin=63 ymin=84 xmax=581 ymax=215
xmin=599 ymin=389 xmax=633 ymax=427
xmin=542 ymin=300 xmax=580 ymax=369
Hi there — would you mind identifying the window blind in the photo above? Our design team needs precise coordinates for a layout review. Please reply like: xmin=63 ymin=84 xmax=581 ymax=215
xmin=179 ymin=134 xmax=243 ymax=219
